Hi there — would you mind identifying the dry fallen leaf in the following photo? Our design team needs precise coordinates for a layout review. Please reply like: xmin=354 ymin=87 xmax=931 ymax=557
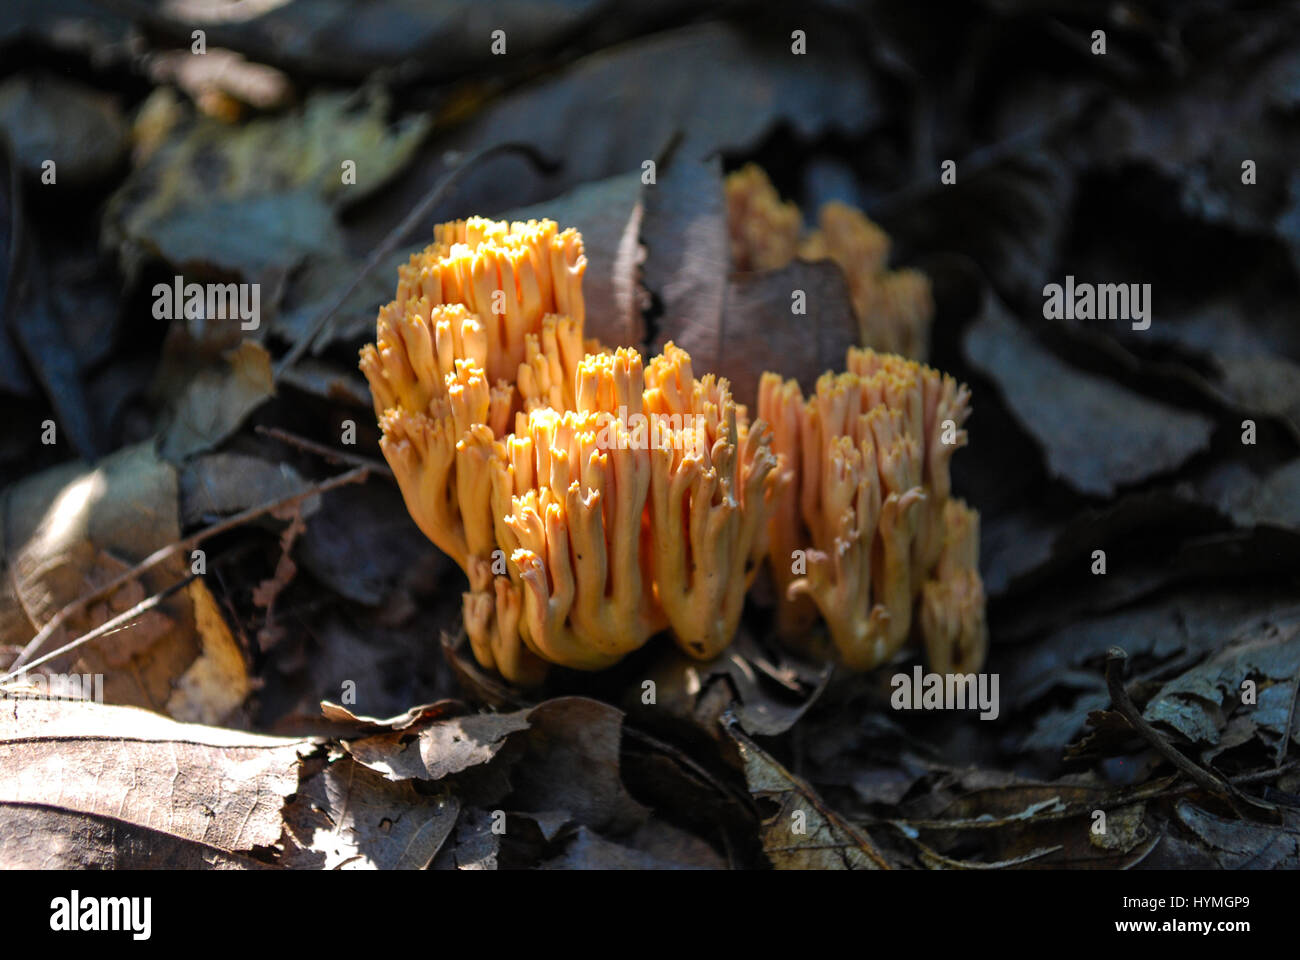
xmin=964 ymin=295 xmax=1214 ymax=497
xmin=0 ymin=697 xmax=312 ymax=867
xmin=642 ymin=157 xmax=859 ymax=409
xmin=723 ymin=713 xmax=889 ymax=869
xmin=0 ymin=72 xmax=128 ymax=186
xmin=0 ymin=441 xmax=251 ymax=718
xmin=103 ymin=88 xmax=428 ymax=279
xmin=1173 ymin=798 xmax=1300 ymax=869
xmin=343 ymin=709 xmax=532 ymax=783
xmin=506 ymin=697 xmax=651 ymax=835
xmin=156 ymin=340 xmax=274 ymax=462
xmin=279 ymin=751 xmax=460 ymax=870
xmin=1143 ymin=609 xmax=1300 ymax=749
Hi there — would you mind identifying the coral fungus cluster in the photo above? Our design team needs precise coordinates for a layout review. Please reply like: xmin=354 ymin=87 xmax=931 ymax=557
xmin=361 ymin=218 xmax=779 ymax=683
xmin=362 ymin=214 xmax=984 ymax=685
xmin=759 ymin=349 xmax=986 ymax=674
xmin=725 ymin=163 xmax=934 ymax=361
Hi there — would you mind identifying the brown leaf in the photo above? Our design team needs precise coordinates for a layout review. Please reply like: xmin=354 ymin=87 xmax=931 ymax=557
xmin=716 ymin=261 xmax=860 ymax=410
xmin=440 ymin=630 xmax=533 ymax=711
xmin=882 ymin=150 xmax=1073 ymax=306
xmin=643 ymin=156 xmax=728 ymax=357
xmin=318 ymin=699 xmax=465 ymax=734
xmin=260 ymin=603 xmax=459 ymax=729
xmin=0 ymin=697 xmax=312 ymax=865
xmin=179 ymin=452 xmax=314 ymax=526
xmin=280 ymin=752 xmax=459 ymax=870
xmin=895 ymin=776 xmax=1161 ymax=868
xmin=343 ymin=709 xmax=532 ymax=783
xmin=156 ymin=340 xmax=274 ymax=463
xmin=964 ymin=295 xmax=1214 ymax=496
xmin=1089 ymin=802 xmax=1149 ymax=854
xmin=430 ymin=806 xmax=503 ymax=870
xmin=276 ymin=358 xmax=372 ymax=407
xmin=1174 ymin=798 xmax=1300 ymax=869
xmin=0 ymin=73 xmax=127 ymax=186
xmin=103 ymin=89 xmax=427 ymax=280
xmin=644 ymin=157 xmax=858 ymax=409
xmin=0 ymin=441 xmax=249 ymax=717
xmin=0 ymin=803 xmax=273 ymax=869
xmin=8 ymin=236 xmax=100 ymax=459
xmin=295 ymin=480 xmax=441 ymax=607
xmin=631 ymin=632 xmax=831 ymax=738
xmin=724 ymin=713 xmax=889 ymax=869
xmin=1143 ymin=609 xmax=1300 ymax=747
xmin=509 ymin=697 xmax=650 ymax=835
xmin=121 ymin=0 xmax=655 ymax=84
xmin=1005 ymin=589 xmax=1300 ymax=716
xmin=164 ymin=579 xmax=252 ymax=725
xmin=1199 ymin=458 xmax=1300 ymax=533
xmin=444 ymin=22 xmax=880 ymax=206
xmin=916 ymin=841 xmax=1063 ymax=870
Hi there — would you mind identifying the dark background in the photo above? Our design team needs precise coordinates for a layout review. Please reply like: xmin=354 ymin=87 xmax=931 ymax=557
xmin=0 ymin=0 xmax=1298 ymax=869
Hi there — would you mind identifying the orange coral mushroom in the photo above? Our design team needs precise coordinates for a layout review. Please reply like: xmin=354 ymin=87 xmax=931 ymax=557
xmin=760 ymin=347 xmax=984 ymax=674
xmin=364 ymin=211 xmax=981 ymax=686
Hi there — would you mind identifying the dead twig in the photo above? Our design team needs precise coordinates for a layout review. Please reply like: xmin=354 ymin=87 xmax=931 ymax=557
xmin=256 ymin=425 xmax=393 ymax=478
xmin=884 ymin=762 xmax=1300 ymax=834
xmin=1 ymin=575 xmax=197 ymax=682
xmin=1105 ymin=647 xmax=1274 ymax=820
xmin=9 ymin=466 xmax=371 ymax=671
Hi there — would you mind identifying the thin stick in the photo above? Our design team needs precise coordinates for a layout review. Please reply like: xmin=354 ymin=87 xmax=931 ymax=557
xmin=0 ymin=576 xmax=196 ymax=682
xmin=10 ymin=466 xmax=370 ymax=670
xmin=886 ymin=762 xmax=1300 ymax=834
xmin=273 ymin=141 xmax=559 ymax=379
xmin=1105 ymin=647 xmax=1270 ymax=818
xmin=1106 ymin=648 xmax=1233 ymax=798
xmin=256 ymin=425 xmax=393 ymax=478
